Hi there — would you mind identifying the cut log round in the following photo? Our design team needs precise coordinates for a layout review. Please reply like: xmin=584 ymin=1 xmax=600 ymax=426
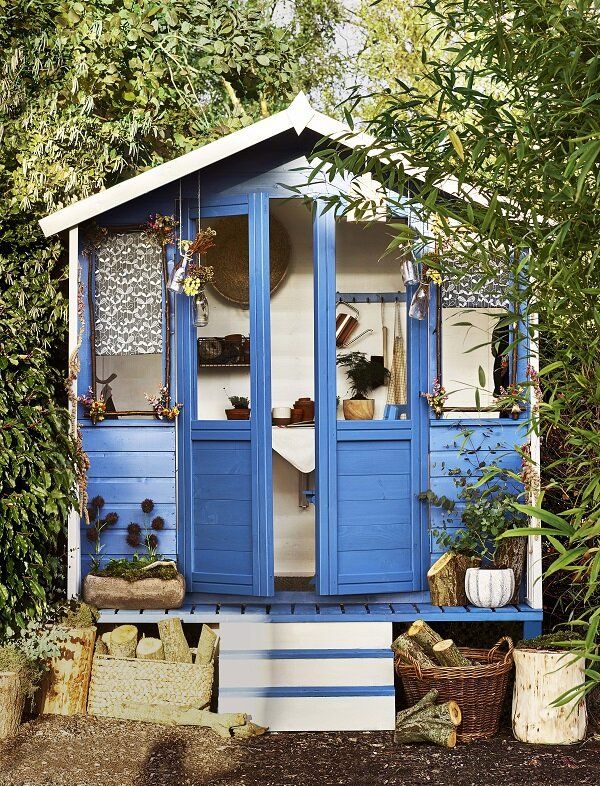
xmin=196 ymin=625 xmax=218 ymax=665
xmin=394 ymin=689 xmax=461 ymax=747
xmin=495 ymin=536 xmax=527 ymax=605
xmin=36 ymin=627 xmax=96 ymax=715
xmin=107 ymin=625 xmax=138 ymax=658
xmin=158 ymin=617 xmax=192 ymax=663
xmin=432 ymin=639 xmax=472 ymax=667
xmin=427 ymin=551 xmax=478 ymax=606
xmin=407 ymin=620 xmax=443 ymax=659
xmin=512 ymin=649 xmax=587 ymax=744
xmin=391 ymin=634 xmax=434 ymax=667
xmin=95 ymin=638 xmax=108 ymax=655
xmin=0 ymin=673 xmax=25 ymax=740
xmin=136 ymin=637 xmax=164 ymax=661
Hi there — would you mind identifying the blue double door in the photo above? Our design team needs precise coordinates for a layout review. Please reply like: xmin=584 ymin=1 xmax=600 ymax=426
xmin=180 ymin=194 xmax=427 ymax=597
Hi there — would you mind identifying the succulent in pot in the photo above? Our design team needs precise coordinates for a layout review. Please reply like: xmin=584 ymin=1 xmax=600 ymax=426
xmin=225 ymin=394 xmax=250 ymax=420
xmin=336 ymin=352 xmax=389 ymax=420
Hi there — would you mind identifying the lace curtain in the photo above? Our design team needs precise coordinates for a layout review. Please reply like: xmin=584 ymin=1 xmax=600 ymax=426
xmin=94 ymin=231 xmax=164 ymax=355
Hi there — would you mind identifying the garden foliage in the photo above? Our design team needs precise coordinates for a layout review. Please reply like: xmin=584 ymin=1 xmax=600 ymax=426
xmin=313 ymin=0 xmax=599 ymax=689
xmin=0 ymin=0 xmax=342 ymax=636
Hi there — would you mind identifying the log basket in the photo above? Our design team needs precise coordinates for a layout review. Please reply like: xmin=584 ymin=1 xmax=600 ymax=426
xmin=395 ymin=637 xmax=514 ymax=742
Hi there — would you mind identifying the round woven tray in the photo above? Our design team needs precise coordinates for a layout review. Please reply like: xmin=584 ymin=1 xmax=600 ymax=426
xmin=205 ymin=214 xmax=290 ymax=306
xmin=395 ymin=637 xmax=514 ymax=742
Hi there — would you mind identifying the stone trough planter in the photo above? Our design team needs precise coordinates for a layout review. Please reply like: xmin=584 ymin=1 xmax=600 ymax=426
xmin=83 ymin=573 xmax=185 ymax=610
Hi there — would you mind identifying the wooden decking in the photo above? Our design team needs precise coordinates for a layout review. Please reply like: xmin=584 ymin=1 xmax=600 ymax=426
xmin=98 ymin=600 xmax=543 ymax=625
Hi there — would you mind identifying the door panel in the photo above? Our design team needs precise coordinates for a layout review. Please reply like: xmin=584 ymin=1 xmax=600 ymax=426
xmin=182 ymin=195 xmax=273 ymax=596
xmin=314 ymin=205 xmax=427 ymax=595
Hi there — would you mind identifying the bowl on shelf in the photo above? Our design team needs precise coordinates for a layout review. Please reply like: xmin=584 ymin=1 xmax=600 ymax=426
xmin=272 ymin=407 xmax=292 ymax=426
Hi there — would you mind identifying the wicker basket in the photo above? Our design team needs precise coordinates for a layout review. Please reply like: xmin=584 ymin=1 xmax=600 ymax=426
xmin=395 ymin=637 xmax=514 ymax=742
xmin=87 ymin=655 xmax=213 ymax=718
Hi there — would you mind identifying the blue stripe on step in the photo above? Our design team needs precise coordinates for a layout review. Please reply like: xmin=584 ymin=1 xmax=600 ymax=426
xmin=220 ymin=648 xmax=393 ymax=660
xmin=219 ymin=686 xmax=395 ymax=698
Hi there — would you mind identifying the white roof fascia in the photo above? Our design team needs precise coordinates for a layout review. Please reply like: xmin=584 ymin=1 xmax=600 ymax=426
xmin=40 ymin=104 xmax=295 ymax=237
xmin=40 ymin=93 xmax=489 ymax=238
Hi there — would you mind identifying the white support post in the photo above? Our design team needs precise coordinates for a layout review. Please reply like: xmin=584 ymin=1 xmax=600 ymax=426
xmin=67 ymin=226 xmax=81 ymax=599
xmin=525 ymin=309 xmax=543 ymax=609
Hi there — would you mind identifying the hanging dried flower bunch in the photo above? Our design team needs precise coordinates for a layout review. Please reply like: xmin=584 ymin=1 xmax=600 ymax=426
xmin=145 ymin=213 xmax=179 ymax=246
xmin=180 ymin=227 xmax=216 ymax=296
xmin=145 ymin=386 xmax=182 ymax=421
xmin=422 ymin=377 xmax=449 ymax=418
xmin=78 ymin=387 xmax=107 ymax=425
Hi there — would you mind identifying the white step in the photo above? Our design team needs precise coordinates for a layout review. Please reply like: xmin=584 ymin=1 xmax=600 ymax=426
xmin=217 ymin=621 xmax=395 ymax=731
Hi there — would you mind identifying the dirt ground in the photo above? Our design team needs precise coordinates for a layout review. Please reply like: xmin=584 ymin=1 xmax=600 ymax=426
xmin=0 ymin=716 xmax=599 ymax=786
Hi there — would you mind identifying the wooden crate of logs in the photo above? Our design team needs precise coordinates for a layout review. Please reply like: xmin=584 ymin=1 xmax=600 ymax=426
xmin=87 ymin=617 xmax=267 ymax=739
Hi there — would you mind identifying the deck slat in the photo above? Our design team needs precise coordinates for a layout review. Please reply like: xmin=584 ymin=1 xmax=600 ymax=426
xmin=341 ymin=604 xmax=369 ymax=615
xmin=367 ymin=603 xmax=393 ymax=615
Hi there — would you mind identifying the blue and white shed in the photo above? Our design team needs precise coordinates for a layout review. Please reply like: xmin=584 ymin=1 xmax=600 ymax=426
xmin=40 ymin=93 xmax=542 ymax=731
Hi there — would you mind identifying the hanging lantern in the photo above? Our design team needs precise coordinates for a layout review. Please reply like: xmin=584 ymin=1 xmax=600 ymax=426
xmin=408 ymin=282 xmax=430 ymax=320
xmin=400 ymin=257 xmax=419 ymax=287
xmin=193 ymin=290 xmax=210 ymax=327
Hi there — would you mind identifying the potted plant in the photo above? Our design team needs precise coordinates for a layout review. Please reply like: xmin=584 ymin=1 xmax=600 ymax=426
xmin=225 ymin=394 xmax=250 ymax=420
xmin=83 ymin=498 xmax=185 ymax=610
xmin=512 ymin=632 xmax=587 ymax=744
xmin=336 ymin=352 xmax=389 ymax=420
xmin=430 ymin=489 xmax=527 ymax=607
xmin=0 ymin=623 xmax=62 ymax=739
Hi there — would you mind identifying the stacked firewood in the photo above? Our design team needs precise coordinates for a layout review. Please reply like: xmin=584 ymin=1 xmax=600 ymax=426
xmin=96 ymin=618 xmax=267 ymax=739
xmin=391 ymin=619 xmax=472 ymax=748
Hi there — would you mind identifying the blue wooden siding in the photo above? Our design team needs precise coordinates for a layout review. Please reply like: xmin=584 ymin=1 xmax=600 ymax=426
xmin=81 ymin=424 xmax=176 ymax=574
xmin=427 ymin=420 xmax=526 ymax=563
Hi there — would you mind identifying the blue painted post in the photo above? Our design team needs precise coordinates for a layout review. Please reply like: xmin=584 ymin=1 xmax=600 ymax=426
xmin=522 ymin=619 xmax=543 ymax=640
xmin=313 ymin=202 xmax=338 ymax=595
xmin=178 ymin=198 xmax=195 ymax=587
xmin=248 ymin=191 xmax=274 ymax=597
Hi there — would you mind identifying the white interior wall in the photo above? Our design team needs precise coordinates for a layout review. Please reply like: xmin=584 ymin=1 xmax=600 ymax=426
xmin=441 ymin=308 xmax=504 ymax=415
xmin=95 ymin=353 xmax=162 ymax=413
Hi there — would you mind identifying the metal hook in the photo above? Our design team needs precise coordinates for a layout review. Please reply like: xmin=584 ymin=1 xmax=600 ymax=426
xmin=336 ymin=299 xmax=360 ymax=317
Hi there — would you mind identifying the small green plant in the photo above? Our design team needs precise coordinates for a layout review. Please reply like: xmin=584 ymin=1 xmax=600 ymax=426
xmin=228 ymin=395 xmax=250 ymax=409
xmin=45 ymin=599 xmax=99 ymax=629
xmin=95 ymin=555 xmax=178 ymax=582
xmin=336 ymin=352 xmax=389 ymax=399
xmin=426 ymin=487 xmax=527 ymax=566
xmin=0 ymin=623 xmax=62 ymax=698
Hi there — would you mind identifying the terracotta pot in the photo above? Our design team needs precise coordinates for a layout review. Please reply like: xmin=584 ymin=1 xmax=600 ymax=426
xmin=465 ymin=567 xmax=514 ymax=608
xmin=225 ymin=408 xmax=250 ymax=420
xmin=83 ymin=572 xmax=185 ymax=610
xmin=342 ymin=399 xmax=374 ymax=420
xmin=290 ymin=408 xmax=303 ymax=423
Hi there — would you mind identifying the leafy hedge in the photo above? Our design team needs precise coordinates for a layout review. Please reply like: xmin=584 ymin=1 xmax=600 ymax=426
xmin=0 ymin=0 xmax=342 ymax=635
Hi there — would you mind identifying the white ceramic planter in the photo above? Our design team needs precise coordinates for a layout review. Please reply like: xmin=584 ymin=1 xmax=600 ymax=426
xmin=465 ymin=567 xmax=514 ymax=608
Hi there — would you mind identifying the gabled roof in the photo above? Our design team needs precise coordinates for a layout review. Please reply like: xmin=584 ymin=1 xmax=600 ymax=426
xmin=39 ymin=92 xmax=484 ymax=237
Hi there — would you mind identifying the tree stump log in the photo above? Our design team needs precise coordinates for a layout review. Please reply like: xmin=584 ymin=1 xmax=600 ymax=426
xmin=0 ymin=673 xmax=25 ymax=740
xmin=512 ymin=649 xmax=587 ymax=744
xmin=37 ymin=627 xmax=96 ymax=715
xmin=407 ymin=620 xmax=443 ymax=659
xmin=495 ymin=536 xmax=527 ymax=604
xmin=107 ymin=625 xmax=138 ymax=658
xmin=391 ymin=634 xmax=434 ymax=667
xmin=158 ymin=618 xmax=192 ymax=663
xmin=136 ymin=637 xmax=164 ymax=661
xmin=394 ymin=689 xmax=461 ymax=747
xmin=432 ymin=639 xmax=472 ymax=667
xmin=109 ymin=701 xmax=267 ymax=739
xmin=427 ymin=551 xmax=478 ymax=606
